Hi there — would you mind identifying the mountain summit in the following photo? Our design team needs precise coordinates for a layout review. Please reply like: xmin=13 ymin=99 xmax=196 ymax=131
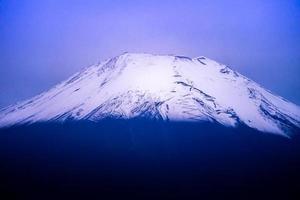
xmin=0 ymin=53 xmax=299 ymax=136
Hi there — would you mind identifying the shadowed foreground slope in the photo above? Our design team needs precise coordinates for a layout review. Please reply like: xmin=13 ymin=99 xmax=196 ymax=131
xmin=0 ymin=119 xmax=300 ymax=199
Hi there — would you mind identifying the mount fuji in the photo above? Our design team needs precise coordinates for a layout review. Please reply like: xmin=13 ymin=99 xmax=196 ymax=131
xmin=0 ymin=53 xmax=299 ymax=137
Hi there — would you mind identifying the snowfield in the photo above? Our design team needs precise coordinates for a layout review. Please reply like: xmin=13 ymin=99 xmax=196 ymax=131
xmin=0 ymin=53 xmax=299 ymax=137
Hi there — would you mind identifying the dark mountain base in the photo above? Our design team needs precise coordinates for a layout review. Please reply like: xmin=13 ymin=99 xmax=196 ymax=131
xmin=0 ymin=119 xmax=299 ymax=199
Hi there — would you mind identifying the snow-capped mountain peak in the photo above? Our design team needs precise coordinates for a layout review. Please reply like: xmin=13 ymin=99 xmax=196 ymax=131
xmin=0 ymin=53 xmax=300 ymax=137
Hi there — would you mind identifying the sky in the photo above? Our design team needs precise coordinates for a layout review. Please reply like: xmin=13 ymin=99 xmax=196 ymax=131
xmin=0 ymin=0 xmax=300 ymax=107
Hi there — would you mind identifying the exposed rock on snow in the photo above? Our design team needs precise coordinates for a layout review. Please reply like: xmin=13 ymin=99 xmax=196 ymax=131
xmin=0 ymin=53 xmax=299 ymax=137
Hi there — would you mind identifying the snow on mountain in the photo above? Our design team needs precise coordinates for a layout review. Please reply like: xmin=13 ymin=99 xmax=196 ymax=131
xmin=0 ymin=53 xmax=299 ymax=137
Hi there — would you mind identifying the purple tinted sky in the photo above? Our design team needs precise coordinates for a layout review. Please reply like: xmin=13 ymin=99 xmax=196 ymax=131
xmin=0 ymin=0 xmax=300 ymax=107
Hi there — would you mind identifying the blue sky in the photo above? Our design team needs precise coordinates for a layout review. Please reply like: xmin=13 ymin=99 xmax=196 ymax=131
xmin=0 ymin=0 xmax=300 ymax=107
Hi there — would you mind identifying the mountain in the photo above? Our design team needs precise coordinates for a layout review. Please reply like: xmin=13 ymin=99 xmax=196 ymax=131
xmin=0 ymin=53 xmax=299 ymax=137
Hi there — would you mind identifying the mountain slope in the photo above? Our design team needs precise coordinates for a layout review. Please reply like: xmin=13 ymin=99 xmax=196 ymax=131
xmin=0 ymin=53 xmax=299 ymax=136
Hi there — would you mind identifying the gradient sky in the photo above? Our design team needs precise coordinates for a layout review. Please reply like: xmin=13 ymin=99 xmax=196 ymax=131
xmin=0 ymin=0 xmax=300 ymax=107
